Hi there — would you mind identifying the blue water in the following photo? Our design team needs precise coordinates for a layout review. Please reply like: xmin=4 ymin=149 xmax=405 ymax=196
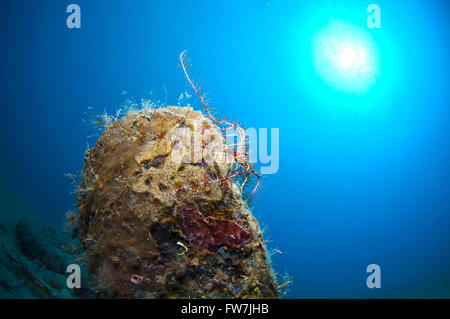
xmin=1 ymin=0 xmax=449 ymax=298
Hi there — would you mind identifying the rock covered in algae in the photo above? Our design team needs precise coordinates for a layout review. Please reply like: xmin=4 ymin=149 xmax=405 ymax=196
xmin=77 ymin=106 xmax=278 ymax=298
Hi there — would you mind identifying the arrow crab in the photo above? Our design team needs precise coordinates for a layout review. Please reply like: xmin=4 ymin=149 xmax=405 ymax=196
xmin=178 ymin=51 xmax=262 ymax=201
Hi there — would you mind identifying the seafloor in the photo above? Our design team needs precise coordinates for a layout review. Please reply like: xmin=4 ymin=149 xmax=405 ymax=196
xmin=0 ymin=182 xmax=94 ymax=298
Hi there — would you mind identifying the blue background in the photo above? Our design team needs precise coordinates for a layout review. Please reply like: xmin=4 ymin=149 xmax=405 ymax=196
xmin=0 ymin=0 xmax=449 ymax=298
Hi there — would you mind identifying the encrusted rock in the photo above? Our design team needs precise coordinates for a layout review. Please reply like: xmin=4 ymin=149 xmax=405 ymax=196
xmin=77 ymin=106 xmax=278 ymax=298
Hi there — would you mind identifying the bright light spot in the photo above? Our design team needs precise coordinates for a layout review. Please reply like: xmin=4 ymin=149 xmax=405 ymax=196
xmin=312 ymin=20 xmax=379 ymax=93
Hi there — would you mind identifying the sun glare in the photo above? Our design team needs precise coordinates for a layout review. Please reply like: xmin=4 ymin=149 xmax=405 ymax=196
xmin=313 ymin=20 xmax=379 ymax=93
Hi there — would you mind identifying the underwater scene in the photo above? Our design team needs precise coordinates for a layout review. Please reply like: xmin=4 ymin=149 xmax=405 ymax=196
xmin=0 ymin=0 xmax=449 ymax=300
